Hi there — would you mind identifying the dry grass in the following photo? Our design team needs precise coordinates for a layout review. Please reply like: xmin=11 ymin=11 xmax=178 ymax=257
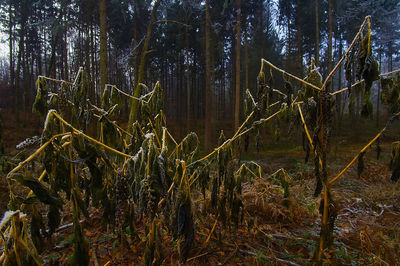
xmin=242 ymin=178 xmax=315 ymax=226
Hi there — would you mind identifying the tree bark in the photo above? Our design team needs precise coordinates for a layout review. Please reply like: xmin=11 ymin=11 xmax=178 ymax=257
xmin=204 ymin=0 xmax=212 ymax=152
xmin=133 ymin=2 xmax=139 ymax=90
xmin=9 ymin=2 xmax=16 ymax=123
xmin=99 ymin=0 xmax=108 ymax=96
xmin=328 ymin=0 xmax=333 ymax=73
xmin=296 ymin=0 xmax=303 ymax=76
xmin=90 ymin=21 xmax=95 ymax=103
xmin=9 ymin=3 xmax=14 ymax=88
xmin=128 ymin=0 xmax=162 ymax=131
xmin=46 ymin=11 xmax=63 ymax=77
xmin=376 ymin=53 xmax=381 ymax=128
xmin=234 ymin=0 xmax=241 ymax=138
xmin=15 ymin=35 xmax=23 ymax=125
xmin=185 ymin=12 xmax=191 ymax=133
xmin=337 ymin=34 xmax=343 ymax=129
xmin=244 ymin=15 xmax=248 ymax=90
xmin=315 ymin=0 xmax=319 ymax=65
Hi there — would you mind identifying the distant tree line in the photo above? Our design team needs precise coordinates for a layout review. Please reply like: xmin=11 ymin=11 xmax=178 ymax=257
xmin=0 ymin=0 xmax=399 ymax=140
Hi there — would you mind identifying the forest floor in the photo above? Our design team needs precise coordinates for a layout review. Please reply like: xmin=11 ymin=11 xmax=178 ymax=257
xmin=1 ymin=110 xmax=400 ymax=265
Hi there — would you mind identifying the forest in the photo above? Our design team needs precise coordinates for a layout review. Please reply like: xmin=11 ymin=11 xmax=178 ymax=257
xmin=0 ymin=0 xmax=399 ymax=265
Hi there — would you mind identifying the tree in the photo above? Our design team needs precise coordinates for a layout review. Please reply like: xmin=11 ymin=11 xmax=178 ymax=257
xmin=315 ymin=0 xmax=319 ymax=65
xmin=128 ymin=0 xmax=161 ymax=131
xmin=234 ymin=0 xmax=241 ymax=147
xmin=328 ymin=0 xmax=333 ymax=75
xmin=204 ymin=0 xmax=212 ymax=152
xmin=99 ymin=0 xmax=108 ymax=97
xmin=183 ymin=0 xmax=192 ymax=133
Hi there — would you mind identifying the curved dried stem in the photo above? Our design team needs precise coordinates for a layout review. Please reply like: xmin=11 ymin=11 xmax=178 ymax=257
xmin=106 ymin=82 xmax=157 ymax=104
xmin=321 ymin=16 xmax=371 ymax=91
xmin=328 ymin=127 xmax=385 ymax=185
xmin=236 ymin=108 xmax=283 ymax=140
xmin=166 ymin=129 xmax=178 ymax=145
xmin=38 ymin=76 xmax=73 ymax=85
xmin=380 ymin=69 xmax=400 ymax=77
xmin=148 ymin=118 xmax=161 ymax=147
xmin=106 ymin=84 xmax=141 ymax=101
xmin=197 ymin=215 xmax=219 ymax=255
xmin=6 ymin=132 xmax=71 ymax=179
xmin=191 ymin=111 xmax=255 ymax=165
xmin=261 ymin=59 xmax=322 ymax=91
xmin=329 ymin=111 xmax=400 ymax=185
xmin=297 ymin=104 xmax=323 ymax=167
xmin=50 ymin=111 xmax=132 ymax=158
xmin=331 ymin=69 xmax=400 ymax=95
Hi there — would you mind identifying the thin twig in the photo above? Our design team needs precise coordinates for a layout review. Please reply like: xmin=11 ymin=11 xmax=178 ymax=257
xmin=186 ymin=252 xmax=209 ymax=262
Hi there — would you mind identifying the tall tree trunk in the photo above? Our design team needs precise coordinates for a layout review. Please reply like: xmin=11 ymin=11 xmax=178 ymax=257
xmin=193 ymin=52 xmax=197 ymax=120
xmin=85 ymin=29 xmax=93 ymax=100
xmin=376 ymin=53 xmax=382 ymax=128
xmin=22 ymin=36 xmax=27 ymax=119
xmin=286 ymin=20 xmax=291 ymax=71
xmin=328 ymin=0 xmax=333 ymax=74
xmin=128 ymin=0 xmax=162 ymax=131
xmin=337 ymin=35 xmax=344 ymax=129
xmin=47 ymin=33 xmax=59 ymax=77
xmin=259 ymin=4 xmax=264 ymax=59
xmin=244 ymin=16 xmax=249 ymax=90
xmin=234 ymin=0 xmax=241 ymax=155
xmin=99 ymin=0 xmax=108 ymax=97
xmin=15 ymin=12 xmax=26 ymax=125
xmin=47 ymin=11 xmax=63 ymax=77
xmin=315 ymin=0 xmax=319 ymax=65
xmin=185 ymin=12 xmax=191 ymax=133
xmin=9 ymin=3 xmax=14 ymax=87
xmin=44 ymin=30 xmax=47 ymax=74
xmin=9 ymin=2 xmax=16 ymax=123
xmin=90 ymin=21 xmax=96 ymax=103
xmin=133 ymin=2 xmax=139 ymax=89
xmin=210 ymin=32 xmax=216 ymax=123
xmin=64 ymin=32 xmax=69 ymax=81
xmin=15 ymin=35 xmax=24 ymax=125
xmin=296 ymin=0 xmax=303 ymax=76
xmin=221 ymin=59 xmax=225 ymax=119
xmin=204 ymin=0 xmax=212 ymax=152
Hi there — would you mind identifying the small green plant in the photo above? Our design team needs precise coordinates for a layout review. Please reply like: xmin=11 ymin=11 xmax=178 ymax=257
xmin=256 ymin=249 xmax=268 ymax=264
